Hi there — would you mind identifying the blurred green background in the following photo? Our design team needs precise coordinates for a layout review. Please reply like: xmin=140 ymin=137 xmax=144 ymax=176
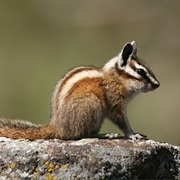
xmin=0 ymin=1 xmax=179 ymax=145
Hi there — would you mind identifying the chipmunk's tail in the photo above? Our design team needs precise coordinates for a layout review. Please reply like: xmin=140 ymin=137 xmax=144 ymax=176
xmin=0 ymin=119 xmax=54 ymax=140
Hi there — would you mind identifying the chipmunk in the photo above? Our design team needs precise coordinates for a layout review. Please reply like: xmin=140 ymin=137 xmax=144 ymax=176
xmin=0 ymin=41 xmax=160 ymax=140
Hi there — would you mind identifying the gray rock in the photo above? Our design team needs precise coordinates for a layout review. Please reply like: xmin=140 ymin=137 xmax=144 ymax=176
xmin=0 ymin=137 xmax=179 ymax=179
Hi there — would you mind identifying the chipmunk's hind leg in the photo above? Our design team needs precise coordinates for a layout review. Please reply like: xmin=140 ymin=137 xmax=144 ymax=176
xmin=59 ymin=94 xmax=105 ymax=140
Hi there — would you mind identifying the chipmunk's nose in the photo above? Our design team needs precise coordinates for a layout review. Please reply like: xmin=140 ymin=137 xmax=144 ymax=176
xmin=152 ymin=81 xmax=160 ymax=89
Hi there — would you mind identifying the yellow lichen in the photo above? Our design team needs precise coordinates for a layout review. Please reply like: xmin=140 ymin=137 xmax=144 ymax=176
xmin=60 ymin=164 xmax=68 ymax=170
xmin=35 ymin=167 xmax=38 ymax=172
xmin=55 ymin=164 xmax=60 ymax=169
xmin=45 ymin=173 xmax=58 ymax=180
xmin=33 ymin=171 xmax=39 ymax=178
xmin=8 ymin=163 xmax=16 ymax=169
xmin=45 ymin=161 xmax=49 ymax=166
xmin=49 ymin=163 xmax=54 ymax=169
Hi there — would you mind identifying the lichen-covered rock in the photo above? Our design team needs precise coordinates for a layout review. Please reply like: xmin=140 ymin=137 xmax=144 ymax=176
xmin=0 ymin=137 xmax=179 ymax=179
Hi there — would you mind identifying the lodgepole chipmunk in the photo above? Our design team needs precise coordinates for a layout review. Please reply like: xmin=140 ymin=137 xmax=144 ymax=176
xmin=0 ymin=41 xmax=160 ymax=140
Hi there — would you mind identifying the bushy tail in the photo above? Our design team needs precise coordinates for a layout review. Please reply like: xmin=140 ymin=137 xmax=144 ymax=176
xmin=0 ymin=119 xmax=53 ymax=139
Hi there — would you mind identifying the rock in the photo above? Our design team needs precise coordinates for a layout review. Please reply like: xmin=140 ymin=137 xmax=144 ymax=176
xmin=0 ymin=137 xmax=179 ymax=179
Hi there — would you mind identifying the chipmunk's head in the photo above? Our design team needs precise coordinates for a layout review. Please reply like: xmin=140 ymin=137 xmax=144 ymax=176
xmin=103 ymin=41 xmax=160 ymax=93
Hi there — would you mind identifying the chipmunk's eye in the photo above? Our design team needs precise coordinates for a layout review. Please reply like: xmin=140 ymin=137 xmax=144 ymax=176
xmin=137 ymin=68 xmax=146 ymax=77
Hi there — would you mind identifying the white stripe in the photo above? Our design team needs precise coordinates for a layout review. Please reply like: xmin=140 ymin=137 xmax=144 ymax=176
xmin=125 ymin=64 xmax=140 ymax=79
xmin=51 ymin=66 xmax=85 ymax=105
xmin=59 ymin=69 xmax=103 ymax=103
xmin=146 ymin=73 xmax=158 ymax=84
xmin=134 ymin=63 xmax=146 ymax=71
xmin=103 ymin=56 xmax=119 ymax=71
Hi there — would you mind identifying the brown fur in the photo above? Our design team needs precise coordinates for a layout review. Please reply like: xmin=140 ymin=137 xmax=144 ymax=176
xmin=50 ymin=75 xmax=107 ymax=140
xmin=64 ymin=77 xmax=105 ymax=101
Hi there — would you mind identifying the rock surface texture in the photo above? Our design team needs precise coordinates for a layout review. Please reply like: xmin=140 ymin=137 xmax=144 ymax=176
xmin=0 ymin=137 xmax=179 ymax=180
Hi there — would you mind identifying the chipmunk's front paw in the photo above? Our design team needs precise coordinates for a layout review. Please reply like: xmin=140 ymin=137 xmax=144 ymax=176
xmin=129 ymin=133 xmax=148 ymax=141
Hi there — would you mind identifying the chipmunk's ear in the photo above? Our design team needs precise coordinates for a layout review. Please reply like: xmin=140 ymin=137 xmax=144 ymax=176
xmin=131 ymin=41 xmax=137 ymax=55
xmin=119 ymin=43 xmax=133 ymax=67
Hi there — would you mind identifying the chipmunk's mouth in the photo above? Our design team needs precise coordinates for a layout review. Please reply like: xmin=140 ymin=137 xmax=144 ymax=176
xmin=142 ymin=89 xmax=148 ymax=93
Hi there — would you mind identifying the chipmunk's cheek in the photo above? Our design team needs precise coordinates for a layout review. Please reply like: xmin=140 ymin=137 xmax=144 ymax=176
xmin=140 ymin=84 xmax=150 ymax=92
